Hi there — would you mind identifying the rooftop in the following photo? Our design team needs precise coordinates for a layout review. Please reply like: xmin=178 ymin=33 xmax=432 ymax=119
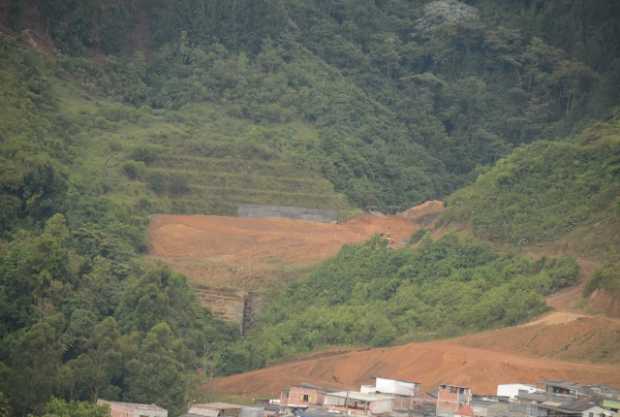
xmin=542 ymin=381 xmax=620 ymax=399
xmin=190 ymin=403 xmax=244 ymax=410
xmin=97 ymin=400 xmax=166 ymax=412
xmin=439 ymin=384 xmax=471 ymax=390
xmin=517 ymin=392 xmax=596 ymax=413
xmin=375 ymin=376 xmax=421 ymax=385
xmin=327 ymin=391 xmax=394 ymax=402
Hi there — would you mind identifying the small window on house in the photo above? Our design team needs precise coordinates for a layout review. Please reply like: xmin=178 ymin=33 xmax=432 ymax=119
xmin=303 ymin=394 xmax=309 ymax=402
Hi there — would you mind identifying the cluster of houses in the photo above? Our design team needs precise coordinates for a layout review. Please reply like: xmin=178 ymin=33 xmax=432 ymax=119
xmin=96 ymin=378 xmax=620 ymax=417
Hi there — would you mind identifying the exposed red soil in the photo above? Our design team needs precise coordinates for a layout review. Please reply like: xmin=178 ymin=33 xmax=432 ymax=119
xmin=457 ymin=312 xmax=620 ymax=363
xmin=148 ymin=203 xmax=443 ymax=290
xmin=211 ymin=337 xmax=620 ymax=398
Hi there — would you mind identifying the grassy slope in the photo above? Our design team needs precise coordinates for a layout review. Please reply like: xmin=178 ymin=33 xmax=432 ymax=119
xmin=52 ymin=76 xmax=353 ymax=219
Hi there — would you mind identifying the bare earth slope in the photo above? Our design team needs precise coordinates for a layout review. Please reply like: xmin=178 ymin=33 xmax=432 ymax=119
xmin=212 ymin=336 xmax=620 ymax=397
xmin=149 ymin=205 xmax=440 ymax=290
xmin=148 ymin=201 xmax=443 ymax=323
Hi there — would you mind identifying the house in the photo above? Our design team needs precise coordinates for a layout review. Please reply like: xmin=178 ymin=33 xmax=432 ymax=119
xmin=543 ymin=382 xmax=593 ymax=399
xmin=515 ymin=390 xmax=595 ymax=417
xmin=188 ymin=403 xmax=263 ymax=417
xmin=323 ymin=391 xmax=394 ymax=416
xmin=97 ymin=400 xmax=168 ymax=417
xmin=498 ymin=385 xmax=543 ymax=400
xmin=280 ymin=384 xmax=330 ymax=410
xmin=582 ymin=406 xmax=616 ymax=417
xmin=360 ymin=377 xmax=425 ymax=412
xmin=436 ymin=385 xmax=473 ymax=417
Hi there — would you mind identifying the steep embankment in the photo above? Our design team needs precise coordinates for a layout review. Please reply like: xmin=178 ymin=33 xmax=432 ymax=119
xmin=212 ymin=307 xmax=620 ymax=397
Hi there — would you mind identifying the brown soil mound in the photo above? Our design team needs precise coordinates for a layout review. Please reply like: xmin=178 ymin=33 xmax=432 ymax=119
xmin=149 ymin=206 xmax=439 ymax=289
xmin=211 ymin=339 xmax=620 ymax=398
xmin=457 ymin=312 xmax=620 ymax=363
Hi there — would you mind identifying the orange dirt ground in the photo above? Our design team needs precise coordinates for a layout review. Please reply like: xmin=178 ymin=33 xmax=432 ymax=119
xmin=148 ymin=201 xmax=443 ymax=289
xmin=211 ymin=336 xmax=620 ymax=398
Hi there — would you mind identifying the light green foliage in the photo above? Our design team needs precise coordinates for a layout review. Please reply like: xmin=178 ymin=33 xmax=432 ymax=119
xmin=242 ymin=235 xmax=578 ymax=365
xmin=443 ymin=117 xmax=620 ymax=254
xmin=39 ymin=398 xmax=109 ymax=417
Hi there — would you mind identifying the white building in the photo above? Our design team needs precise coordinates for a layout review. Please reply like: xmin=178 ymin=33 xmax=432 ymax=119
xmin=497 ymin=384 xmax=542 ymax=400
xmin=361 ymin=377 xmax=419 ymax=396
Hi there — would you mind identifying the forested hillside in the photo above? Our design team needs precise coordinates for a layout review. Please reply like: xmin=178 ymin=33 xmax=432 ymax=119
xmin=442 ymin=115 xmax=620 ymax=309
xmin=1 ymin=1 xmax=620 ymax=416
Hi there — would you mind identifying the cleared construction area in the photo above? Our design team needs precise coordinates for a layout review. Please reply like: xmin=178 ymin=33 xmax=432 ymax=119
xmin=147 ymin=201 xmax=445 ymax=327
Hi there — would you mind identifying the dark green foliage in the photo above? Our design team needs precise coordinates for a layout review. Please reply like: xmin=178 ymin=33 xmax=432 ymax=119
xmin=0 ymin=35 xmax=239 ymax=417
xmin=243 ymin=235 xmax=578 ymax=364
xmin=22 ymin=0 xmax=618 ymax=211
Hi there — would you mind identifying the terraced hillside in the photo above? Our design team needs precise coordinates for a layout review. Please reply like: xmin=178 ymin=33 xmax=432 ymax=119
xmin=55 ymin=79 xmax=352 ymax=218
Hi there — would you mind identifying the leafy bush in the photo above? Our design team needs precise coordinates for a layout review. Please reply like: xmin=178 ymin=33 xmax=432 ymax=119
xmin=443 ymin=128 xmax=620 ymax=245
xmin=244 ymin=234 xmax=578 ymax=364
xmin=121 ymin=161 xmax=145 ymax=180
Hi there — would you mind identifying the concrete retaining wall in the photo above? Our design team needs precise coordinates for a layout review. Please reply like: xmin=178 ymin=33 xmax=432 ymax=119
xmin=238 ymin=204 xmax=338 ymax=223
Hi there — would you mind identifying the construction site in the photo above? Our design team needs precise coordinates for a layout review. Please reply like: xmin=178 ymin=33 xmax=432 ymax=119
xmin=145 ymin=200 xmax=620 ymax=398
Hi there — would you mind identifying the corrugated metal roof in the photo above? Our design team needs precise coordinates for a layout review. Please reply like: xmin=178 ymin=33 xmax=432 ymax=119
xmin=97 ymin=400 xmax=167 ymax=412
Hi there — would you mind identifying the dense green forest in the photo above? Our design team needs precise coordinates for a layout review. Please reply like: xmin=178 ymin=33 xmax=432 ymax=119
xmin=1 ymin=0 xmax=620 ymax=416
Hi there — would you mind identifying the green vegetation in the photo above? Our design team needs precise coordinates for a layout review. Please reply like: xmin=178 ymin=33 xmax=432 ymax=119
xmin=36 ymin=398 xmax=109 ymax=417
xmin=8 ymin=0 xmax=620 ymax=211
xmin=240 ymin=235 xmax=578 ymax=366
xmin=0 ymin=37 xmax=243 ymax=417
xmin=2 ymin=0 xmax=620 ymax=415
xmin=442 ymin=116 xmax=620 ymax=259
